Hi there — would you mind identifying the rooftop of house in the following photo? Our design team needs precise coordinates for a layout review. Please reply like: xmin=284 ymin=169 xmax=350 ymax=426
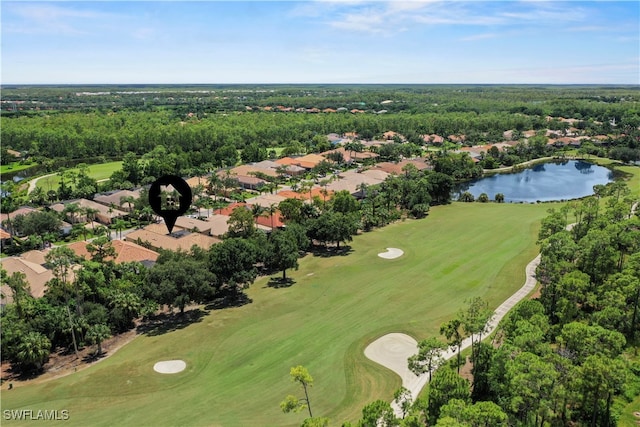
xmin=1 ymin=206 xmax=38 ymax=223
xmin=1 ymin=256 xmax=54 ymax=302
xmin=321 ymin=147 xmax=379 ymax=163
xmin=373 ymin=159 xmax=430 ymax=175
xmin=125 ymin=227 xmax=221 ymax=252
xmin=185 ymin=176 xmax=209 ymax=189
xmin=175 ymin=216 xmax=213 ymax=234
xmin=245 ymin=193 xmax=288 ymax=208
xmin=67 ymin=239 xmax=159 ymax=264
xmin=277 ymin=187 xmax=333 ymax=201
xmin=204 ymin=214 xmax=233 ymax=237
xmin=50 ymin=199 xmax=128 ymax=218
xmin=228 ymin=164 xmax=278 ymax=178
xmin=326 ymin=169 xmax=389 ymax=194
xmin=93 ymin=189 xmax=141 ymax=209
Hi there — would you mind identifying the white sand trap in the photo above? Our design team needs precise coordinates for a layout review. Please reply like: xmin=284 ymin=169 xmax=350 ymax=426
xmin=364 ymin=333 xmax=419 ymax=386
xmin=378 ymin=248 xmax=404 ymax=259
xmin=153 ymin=360 xmax=186 ymax=374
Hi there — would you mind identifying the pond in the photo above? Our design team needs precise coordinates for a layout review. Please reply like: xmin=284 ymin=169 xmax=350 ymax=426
xmin=457 ymin=160 xmax=615 ymax=203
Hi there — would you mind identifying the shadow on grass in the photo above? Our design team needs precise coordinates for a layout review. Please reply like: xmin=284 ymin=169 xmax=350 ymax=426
xmin=137 ymin=309 xmax=207 ymax=337
xmin=308 ymin=245 xmax=353 ymax=258
xmin=82 ymin=351 xmax=106 ymax=363
xmin=204 ymin=293 xmax=252 ymax=310
xmin=2 ymin=365 xmax=45 ymax=382
xmin=266 ymin=277 xmax=295 ymax=288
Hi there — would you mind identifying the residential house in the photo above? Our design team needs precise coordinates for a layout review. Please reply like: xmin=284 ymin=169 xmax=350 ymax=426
xmin=373 ymin=159 xmax=431 ymax=175
xmin=68 ymin=240 xmax=159 ymax=266
xmin=321 ymin=147 xmax=379 ymax=164
xmin=326 ymin=169 xmax=389 ymax=198
xmin=125 ymin=225 xmax=221 ymax=253
xmin=1 ymin=255 xmax=54 ymax=304
xmin=94 ymin=189 xmax=141 ymax=212
xmin=0 ymin=228 xmax=12 ymax=251
xmin=51 ymin=199 xmax=128 ymax=225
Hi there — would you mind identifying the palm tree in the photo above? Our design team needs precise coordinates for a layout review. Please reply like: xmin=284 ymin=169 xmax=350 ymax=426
xmin=207 ymin=173 xmax=222 ymax=201
xmin=63 ymin=202 xmax=81 ymax=224
xmin=3 ymin=271 xmax=30 ymax=319
xmin=266 ymin=203 xmax=279 ymax=229
xmin=16 ymin=332 xmax=51 ymax=370
xmin=83 ymin=206 xmax=99 ymax=232
xmin=251 ymin=204 xmax=266 ymax=224
xmin=201 ymin=197 xmax=214 ymax=218
xmin=192 ymin=197 xmax=205 ymax=218
xmin=114 ymin=218 xmax=127 ymax=239
xmin=86 ymin=324 xmax=111 ymax=356
xmin=140 ymin=206 xmax=155 ymax=225
xmin=120 ymin=195 xmax=136 ymax=213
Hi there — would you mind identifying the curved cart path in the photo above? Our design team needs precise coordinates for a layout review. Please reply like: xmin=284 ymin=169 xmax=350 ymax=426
xmin=27 ymin=173 xmax=56 ymax=194
xmin=365 ymin=253 xmax=541 ymax=417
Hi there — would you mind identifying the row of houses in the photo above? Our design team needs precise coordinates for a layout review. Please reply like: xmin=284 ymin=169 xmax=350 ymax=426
xmin=1 ymin=240 xmax=159 ymax=305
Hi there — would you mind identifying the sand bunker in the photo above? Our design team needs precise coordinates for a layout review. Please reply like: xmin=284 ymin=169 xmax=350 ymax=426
xmin=364 ymin=333 xmax=419 ymax=385
xmin=153 ymin=360 xmax=186 ymax=374
xmin=378 ymin=248 xmax=404 ymax=259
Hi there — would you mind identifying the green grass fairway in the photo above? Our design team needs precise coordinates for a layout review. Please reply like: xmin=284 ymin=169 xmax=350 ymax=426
xmin=2 ymin=203 xmax=551 ymax=426
xmin=0 ymin=162 xmax=37 ymax=175
xmin=34 ymin=161 xmax=123 ymax=192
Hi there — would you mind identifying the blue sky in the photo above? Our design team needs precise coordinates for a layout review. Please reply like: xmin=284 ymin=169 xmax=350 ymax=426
xmin=2 ymin=1 xmax=639 ymax=84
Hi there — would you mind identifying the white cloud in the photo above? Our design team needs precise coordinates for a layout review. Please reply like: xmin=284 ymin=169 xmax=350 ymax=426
xmin=460 ymin=32 xmax=500 ymax=42
xmin=321 ymin=1 xmax=592 ymax=34
xmin=3 ymin=3 xmax=124 ymax=35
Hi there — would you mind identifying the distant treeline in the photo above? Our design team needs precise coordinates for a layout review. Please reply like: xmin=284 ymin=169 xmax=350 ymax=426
xmin=1 ymin=85 xmax=638 ymax=170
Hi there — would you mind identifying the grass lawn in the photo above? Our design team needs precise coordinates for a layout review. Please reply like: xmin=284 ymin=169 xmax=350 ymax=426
xmin=0 ymin=162 xmax=37 ymax=175
xmin=2 ymin=202 xmax=552 ymax=426
xmin=34 ymin=161 xmax=123 ymax=192
xmin=592 ymin=157 xmax=640 ymax=198
xmin=620 ymin=394 xmax=640 ymax=427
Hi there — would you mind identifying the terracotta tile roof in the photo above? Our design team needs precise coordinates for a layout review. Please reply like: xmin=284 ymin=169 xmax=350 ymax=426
xmin=275 ymin=157 xmax=299 ymax=166
xmin=255 ymin=211 xmax=286 ymax=229
xmin=1 ymin=257 xmax=54 ymax=300
xmin=68 ymin=240 xmax=159 ymax=264
xmin=93 ymin=190 xmax=141 ymax=210
xmin=1 ymin=206 xmax=37 ymax=223
xmin=0 ymin=229 xmax=11 ymax=239
xmin=321 ymin=147 xmax=378 ymax=163
xmin=50 ymin=199 xmax=128 ymax=224
xmin=205 ymin=214 xmax=233 ymax=237
xmin=175 ymin=216 xmax=213 ymax=234
xmin=326 ymin=169 xmax=389 ymax=195
xmin=373 ymin=159 xmax=430 ymax=175
xmin=20 ymin=249 xmax=48 ymax=265
xmin=215 ymin=202 xmax=247 ymax=217
xmin=245 ymin=193 xmax=287 ymax=208
xmin=275 ymin=154 xmax=326 ymax=170
xmin=185 ymin=176 xmax=209 ymax=189
xmin=229 ymin=164 xmax=278 ymax=178
xmin=277 ymin=187 xmax=333 ymax=201
xmin=125 ymin=228 xmax=220 ymax=252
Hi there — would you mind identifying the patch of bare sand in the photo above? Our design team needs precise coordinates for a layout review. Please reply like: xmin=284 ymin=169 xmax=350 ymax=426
xmin=378 ymin=248 xmax=404 ymax=259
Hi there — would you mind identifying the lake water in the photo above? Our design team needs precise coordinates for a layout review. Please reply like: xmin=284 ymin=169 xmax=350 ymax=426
xmin=458 ymin=160 xmax=614 ymax=203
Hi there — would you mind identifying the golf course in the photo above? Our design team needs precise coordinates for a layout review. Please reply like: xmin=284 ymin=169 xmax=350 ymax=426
xmin=1 ymin=202 xmax=552 ymax=426
xmin=32 ymin=161 xmax=123 ymax=193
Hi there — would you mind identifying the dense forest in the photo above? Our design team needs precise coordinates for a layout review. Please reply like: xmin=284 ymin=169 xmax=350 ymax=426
xmin=2 ymin=85 xmax=639 ymax=170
